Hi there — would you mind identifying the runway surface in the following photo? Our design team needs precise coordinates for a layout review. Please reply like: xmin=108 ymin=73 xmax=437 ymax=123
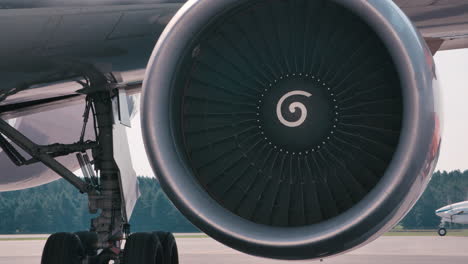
xmin=0 ymin=235 xmax=467 ymax=263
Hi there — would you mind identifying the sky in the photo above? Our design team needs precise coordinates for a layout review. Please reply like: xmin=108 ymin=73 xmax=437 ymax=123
xmin=433 ymin=49 xmax=468 ymax=172
xmin=126 ymin=49 xmax=468 ymax=176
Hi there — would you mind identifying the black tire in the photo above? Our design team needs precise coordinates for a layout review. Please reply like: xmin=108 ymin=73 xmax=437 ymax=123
xmin=154 ymin=232 xmax=179 ymax=264
xmin=41 ymin=232 xmax=84 ymax=264
xmin=74 ymin=231 xmax=98 ymax=256
xmin=123 ymin=232 xmax=164 ymax=264
xmin=438 ymin=228 xmax=447 ymax=236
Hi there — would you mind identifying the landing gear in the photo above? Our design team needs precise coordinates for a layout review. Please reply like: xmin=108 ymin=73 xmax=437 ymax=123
xmin=438 ymin=228 xmax=447 ymax=236
xmin=0 ymin=74 xmax=179 ymax=263
xmin=155 ymin=232 xmax=179 ymax=264
xmin=123 ymin=232 xmax=164 ymax=264
xmin=41 ymin=233 xmax=84 ymax=264
xmin=74 ymin=231 xmax=99 ymax=258
xmin=438 ymin=220 xmax=447 ymax=236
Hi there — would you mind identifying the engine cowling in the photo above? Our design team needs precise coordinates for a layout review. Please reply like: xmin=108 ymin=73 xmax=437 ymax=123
xmin=141 ymin=0 xmax=441 ymax=260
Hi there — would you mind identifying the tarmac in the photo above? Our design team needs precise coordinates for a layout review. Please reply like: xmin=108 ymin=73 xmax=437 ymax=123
xmin=0 ymin=235 xmax=467 ymax=263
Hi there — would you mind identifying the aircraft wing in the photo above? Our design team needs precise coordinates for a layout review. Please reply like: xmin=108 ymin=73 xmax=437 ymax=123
xmin=396 ymin=0 xmax=468 ymax=52
xmin=0 ymin=0 xmax=468 ymax=119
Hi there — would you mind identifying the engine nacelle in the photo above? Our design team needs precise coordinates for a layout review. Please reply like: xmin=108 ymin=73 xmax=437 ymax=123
xmin=141 ymin=0 xmax=441 ymax=259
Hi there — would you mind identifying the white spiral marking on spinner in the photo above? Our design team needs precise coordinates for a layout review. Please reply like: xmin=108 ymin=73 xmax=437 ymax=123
xmin=276 ymin=90 xmax=312 ymax=127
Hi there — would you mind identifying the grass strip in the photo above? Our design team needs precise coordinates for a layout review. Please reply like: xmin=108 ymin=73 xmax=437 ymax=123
xmin=0 ymin=234 xmax=208 ymax=241
xmin=384 ymin=229 xmax=468 ymax=237
xmin=0 ymin=237 xmax=47 ymax=241
xmin=4 ymin=230 xmax=468 ymax=241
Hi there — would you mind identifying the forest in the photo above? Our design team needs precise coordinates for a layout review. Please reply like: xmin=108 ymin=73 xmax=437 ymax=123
xmin=0 ymin=171 xmax=467 ymax=234
xmin=0 ymin=177 xmax=198 ymax=234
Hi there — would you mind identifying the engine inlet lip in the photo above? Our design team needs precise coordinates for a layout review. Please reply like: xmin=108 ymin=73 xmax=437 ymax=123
xmin=142 ymin=0 xmax=437 ymax=259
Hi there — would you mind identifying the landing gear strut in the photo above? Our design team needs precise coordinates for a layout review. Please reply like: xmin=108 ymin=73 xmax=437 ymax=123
xmin=438 ymin=220 xmax=447 ymax=236
xmin=0 ymin=75 xmax=178 ymax=264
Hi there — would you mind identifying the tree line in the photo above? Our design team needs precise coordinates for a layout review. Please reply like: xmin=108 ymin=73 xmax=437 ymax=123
xmin=0 ymin=171 xmax=467 ymax=234
xmin=0 ymin=177 xmax=198 ymax=234
xmin=401 ymin=170 xmax=468 ymax=229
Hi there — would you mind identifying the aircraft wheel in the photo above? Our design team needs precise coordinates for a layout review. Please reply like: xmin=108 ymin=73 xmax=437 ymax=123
xmin=123 ymin=232 xmax=164 ymax=264
xmin=438 ymin=228 xmax=447 ymax=236
xmin=41 ymin=232 xmax=84 ymax=264
xmin=154 ymin=232 xmax=179 ymax=264
xmin=74 ymin=231 xmax=98 ymax=257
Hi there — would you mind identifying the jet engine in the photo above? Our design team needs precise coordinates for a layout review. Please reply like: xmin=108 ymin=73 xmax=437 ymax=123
xmin=141 ymin=0 xmax=441 ymax=260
